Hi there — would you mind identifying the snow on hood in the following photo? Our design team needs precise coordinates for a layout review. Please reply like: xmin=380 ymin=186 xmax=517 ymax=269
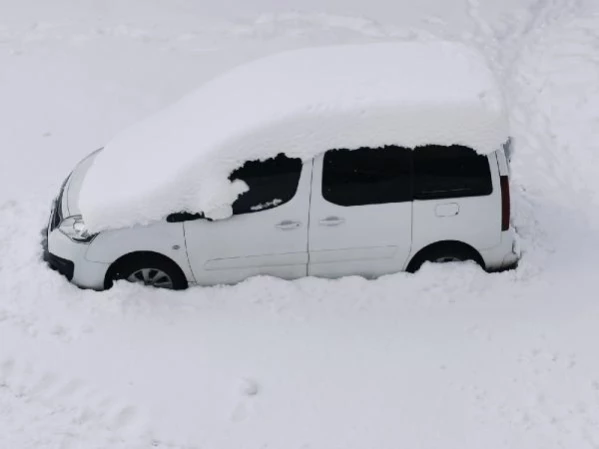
xmin=79 ymin=41 xmax=508 ymax=232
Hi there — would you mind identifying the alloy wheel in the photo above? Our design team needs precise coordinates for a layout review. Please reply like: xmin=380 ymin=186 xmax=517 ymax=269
xmin=127 ymin=268 xmax=174 ymax=289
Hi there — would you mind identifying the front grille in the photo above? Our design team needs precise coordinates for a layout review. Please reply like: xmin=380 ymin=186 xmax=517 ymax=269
xmin=44 ymin=174 xmax=75 ymax=282
xmin=45 ymin=252 xmax=74 ymax=281
xmin=49 ymin=176 xmax=69 ymax=231
xmin=42 ymin=236 xmax=74 ymax=281
xmin=50 ymin=200 xmax=62 ymax=230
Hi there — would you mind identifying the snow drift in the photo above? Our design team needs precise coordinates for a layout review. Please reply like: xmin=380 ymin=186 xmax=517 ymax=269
xmin=79 ymin=41 xmax=508 ymax=232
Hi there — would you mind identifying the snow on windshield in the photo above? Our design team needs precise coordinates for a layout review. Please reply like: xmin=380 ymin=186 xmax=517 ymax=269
xmin=79 ymin=41 xmax=508 ymax=232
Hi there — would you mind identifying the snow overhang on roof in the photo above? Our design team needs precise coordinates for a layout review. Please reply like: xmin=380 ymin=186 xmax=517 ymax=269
xmin=80 ymin=41 xmax=509 ymax=232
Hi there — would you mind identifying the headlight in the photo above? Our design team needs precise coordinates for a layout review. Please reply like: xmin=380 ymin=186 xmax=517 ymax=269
xmin=59 ymin=215 xmax=95 ymax=242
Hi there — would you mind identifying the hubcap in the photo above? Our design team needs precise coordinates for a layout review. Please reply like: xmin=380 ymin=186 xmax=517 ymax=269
xmin=433 ymin=256 xmax=461 ymax=263
xmin=127 ymin=268 xmax=174 ymax=289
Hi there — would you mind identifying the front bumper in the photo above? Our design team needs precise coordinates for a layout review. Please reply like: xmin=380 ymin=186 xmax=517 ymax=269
xmin=42 ymin=230 xmax=74 ymax=280
xmin=42 ymin=220 xmax=110 ymax=290
xmin=42 ymin=163 xmax=111 ymax=290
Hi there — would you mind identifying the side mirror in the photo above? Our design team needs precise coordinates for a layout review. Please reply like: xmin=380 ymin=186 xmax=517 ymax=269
xmin=204 ymin=205 xmax=233 ymax=221
xmin=166 ymin=205 xmax=233 ymax=223
xmin=166 ymin=211 xmax=206 ymax=223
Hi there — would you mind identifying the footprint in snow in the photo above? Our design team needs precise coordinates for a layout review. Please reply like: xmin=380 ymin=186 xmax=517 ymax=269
xmin=229 ymin=377 xmax=260 ymax=422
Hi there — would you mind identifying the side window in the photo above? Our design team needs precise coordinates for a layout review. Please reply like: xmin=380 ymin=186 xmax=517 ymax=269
xmin=229 ymin=153 xmax=302 ymax=215
xmin=322 ymin=146 xmax=412 ymax=207
xmin=413 ymin=145 xmax=492 ymax=200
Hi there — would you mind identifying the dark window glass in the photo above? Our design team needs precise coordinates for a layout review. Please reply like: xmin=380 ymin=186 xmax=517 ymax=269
xmin=322 ymin=146 xmax=412 ymax=207
xmin=229 ymin=153 xmax=302 ymax=215
xmin=413 ymin=145 xmax=492 ymax=200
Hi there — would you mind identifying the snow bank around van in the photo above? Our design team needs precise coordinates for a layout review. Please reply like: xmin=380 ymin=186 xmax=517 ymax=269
xmin=79 ymin=41 xmax=508 ymax=232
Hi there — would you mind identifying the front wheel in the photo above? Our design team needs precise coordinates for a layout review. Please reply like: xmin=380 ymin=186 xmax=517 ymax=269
xmin=106 ymin=253 xmax=188 ymax=290
xmin=126 ymin=267 xmax=176 ymax=289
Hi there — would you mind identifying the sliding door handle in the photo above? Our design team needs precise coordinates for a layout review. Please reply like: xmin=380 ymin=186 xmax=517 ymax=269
xmin=319 ymin=216 xmax=345 ymax=227
xmin=276 ymin=220 xmax=301 ymax=230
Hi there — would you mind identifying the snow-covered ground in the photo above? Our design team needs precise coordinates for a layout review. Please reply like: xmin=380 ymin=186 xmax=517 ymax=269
xmin=2 ymin=0 xmax=599 ymax=448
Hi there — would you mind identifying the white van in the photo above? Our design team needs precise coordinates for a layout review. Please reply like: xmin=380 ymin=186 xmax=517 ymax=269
xmin=43 ymin=42 xmax=520 ymax=290
xmin=44 ymin=142 xmax=519 ymax=290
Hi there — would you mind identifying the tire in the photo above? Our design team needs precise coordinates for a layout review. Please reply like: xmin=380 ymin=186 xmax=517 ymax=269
xmin=407 ymin=243 xmax=484 ymax=273
xmin=106 ymin=253 xmax=188 ymax=290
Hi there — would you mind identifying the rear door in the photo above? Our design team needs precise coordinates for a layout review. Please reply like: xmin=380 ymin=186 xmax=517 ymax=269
xmin=184 ymin=154 xmax=311 ymax=285
xmin=411 ymin=145 xmax=501 ymax=252
xmin=308 ymin=146 xmax=413 ymax=278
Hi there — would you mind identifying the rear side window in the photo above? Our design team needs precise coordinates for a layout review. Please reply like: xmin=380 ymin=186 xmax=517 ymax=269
xmin=413 ymin=145 xmax=492 ymax=200
xmin=322 ymin=146 xmax=412 ymax=206
xmin=229 ymin=153 xmax=302 ymax=215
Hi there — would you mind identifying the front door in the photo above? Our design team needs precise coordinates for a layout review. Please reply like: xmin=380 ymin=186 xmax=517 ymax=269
xmin=184 ymin=155 xmax=312 ymax=285
xmin=308 ymin=146 xmax=413 ymax=278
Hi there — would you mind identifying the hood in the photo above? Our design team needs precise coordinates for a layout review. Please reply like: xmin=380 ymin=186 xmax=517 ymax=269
xmin=64 ymin=149 xmax=102 ymax=217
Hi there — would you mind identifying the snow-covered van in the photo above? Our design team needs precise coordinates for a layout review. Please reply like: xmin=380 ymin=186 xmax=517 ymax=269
xmin=43 ymin=42 xmax=520 ymax=290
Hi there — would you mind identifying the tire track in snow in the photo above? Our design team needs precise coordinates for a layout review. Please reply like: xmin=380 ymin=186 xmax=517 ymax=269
xmin=460 ymin=0 xmax=599 ymax=276
xmin=458 ymin=4 xmax=599 ymax=446
xmin=505 ymin=9 xmax=599 ymax=245
xmin=0 ymin=12 xmax=423 ymax=54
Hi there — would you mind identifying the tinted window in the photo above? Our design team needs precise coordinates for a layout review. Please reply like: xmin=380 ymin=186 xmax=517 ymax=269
xmin=413 ymin=145 xmax=492 ymax=200
xmin=322 ymin=146 xmax=412 ymax=207
xmin=229 ymin=153 xmax=302 ymax=215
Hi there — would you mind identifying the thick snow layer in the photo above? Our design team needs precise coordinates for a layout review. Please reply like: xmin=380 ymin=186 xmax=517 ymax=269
xmin=79 ymin=41 xmax=508 ymax=232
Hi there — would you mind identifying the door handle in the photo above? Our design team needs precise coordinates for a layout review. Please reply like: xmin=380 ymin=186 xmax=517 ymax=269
xmin=319 ymin=216 xmax=345 ymax=226
xmin=275 ymin=220 xmax=301 ymax=230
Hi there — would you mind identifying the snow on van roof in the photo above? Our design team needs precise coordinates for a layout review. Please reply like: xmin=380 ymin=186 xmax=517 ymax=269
xmin=79 ymin=41 xmax=508 ymax=232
